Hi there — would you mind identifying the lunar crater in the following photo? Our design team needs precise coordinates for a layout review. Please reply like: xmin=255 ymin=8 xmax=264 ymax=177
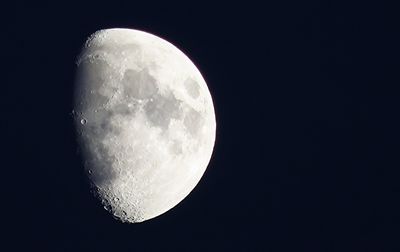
xmin=83 ymin=143 xmax=118 ymax=186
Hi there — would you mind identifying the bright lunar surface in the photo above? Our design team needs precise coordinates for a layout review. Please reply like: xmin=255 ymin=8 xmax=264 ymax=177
xmin=73 ymin=28 xmax=216 ymax=223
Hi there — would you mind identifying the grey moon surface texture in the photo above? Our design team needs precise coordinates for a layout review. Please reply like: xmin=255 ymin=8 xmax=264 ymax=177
xmin=73 ymin=28 xmax=216 ymax=223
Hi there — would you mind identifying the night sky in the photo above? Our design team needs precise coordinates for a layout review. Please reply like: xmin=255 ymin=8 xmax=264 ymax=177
xmin=4 ymin=1 xmax=399 ymax=251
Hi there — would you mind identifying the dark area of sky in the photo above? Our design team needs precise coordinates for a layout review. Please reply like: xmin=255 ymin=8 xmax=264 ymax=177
xmin=3 ymin=1 xmax=398 ymax=251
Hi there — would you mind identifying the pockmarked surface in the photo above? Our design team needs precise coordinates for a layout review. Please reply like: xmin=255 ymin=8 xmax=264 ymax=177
xmin=73 ymin=29 xmax=216 ymax=223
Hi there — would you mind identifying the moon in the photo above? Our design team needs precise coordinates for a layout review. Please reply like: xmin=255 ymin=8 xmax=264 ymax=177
xmin=73 ymin=28 xmax=216 ymax=223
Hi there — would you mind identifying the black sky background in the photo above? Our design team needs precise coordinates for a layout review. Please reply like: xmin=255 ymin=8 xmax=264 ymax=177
xmin=3 ymin=1 xmax=399 ymax=251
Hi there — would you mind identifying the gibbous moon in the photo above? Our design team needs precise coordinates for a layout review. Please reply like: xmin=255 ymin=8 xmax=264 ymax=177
xmin=73 ymin=28 xmax=216 ymax=223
